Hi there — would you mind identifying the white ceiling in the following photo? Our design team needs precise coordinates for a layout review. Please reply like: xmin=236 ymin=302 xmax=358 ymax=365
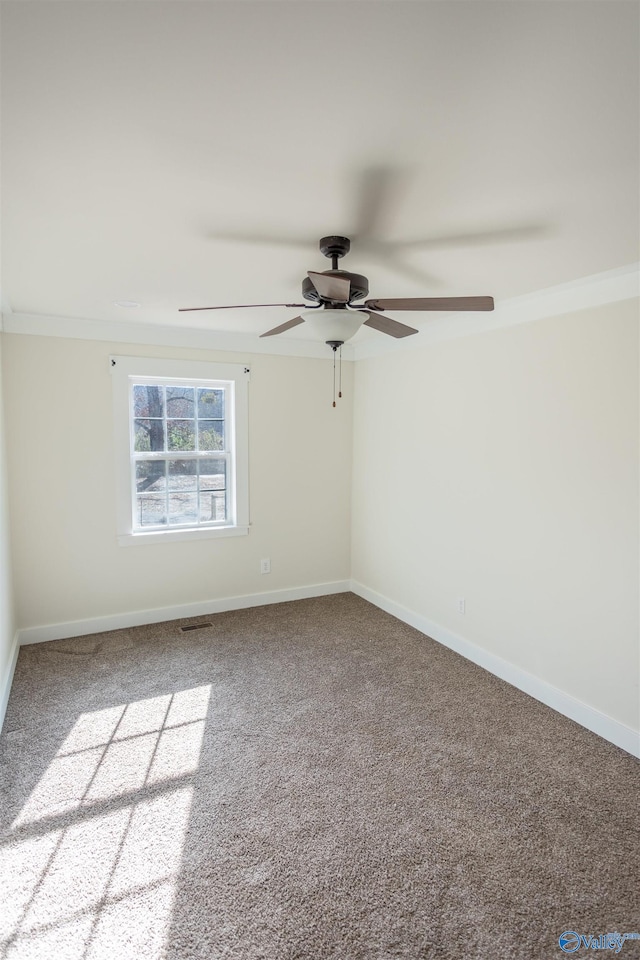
xmin=1 ymin=1 xmax=638 ymax=349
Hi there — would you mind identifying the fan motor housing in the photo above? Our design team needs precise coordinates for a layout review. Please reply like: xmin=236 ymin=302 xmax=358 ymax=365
xmin=302 ymin=270 xmax=369 ymax=304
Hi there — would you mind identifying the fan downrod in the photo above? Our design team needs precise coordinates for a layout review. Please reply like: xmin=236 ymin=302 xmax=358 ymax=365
xmin=319 ymin=236 xmax=351 ymax=270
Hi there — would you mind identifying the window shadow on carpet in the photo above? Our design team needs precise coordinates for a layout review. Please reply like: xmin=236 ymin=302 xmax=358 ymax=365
xmin=0 ymin=639 xmax=214 ymax=959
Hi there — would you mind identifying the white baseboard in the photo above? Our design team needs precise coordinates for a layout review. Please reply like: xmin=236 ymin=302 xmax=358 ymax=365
xmin=0 ymin=632 xmax=20 ymax=733
xmin=350 ymin=580 xmax=640 ymax=760
xmin=17 ymin=580 xmax=352 ymax=646
xmin=13 ymin=579 xmax=639 ymax=759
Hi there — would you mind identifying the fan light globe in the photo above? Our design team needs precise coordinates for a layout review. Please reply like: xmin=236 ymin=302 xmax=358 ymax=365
xmin=301 ymin=309 xmax=367 ymax=344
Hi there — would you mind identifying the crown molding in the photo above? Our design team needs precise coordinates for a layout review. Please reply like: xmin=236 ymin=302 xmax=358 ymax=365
xmin=2 ymin=263 xmax=637 ymax=360
xmin=0 ymin=311 xmax=356 ymax=360
xmin=352 ymin=262 xmax=640 ymax=360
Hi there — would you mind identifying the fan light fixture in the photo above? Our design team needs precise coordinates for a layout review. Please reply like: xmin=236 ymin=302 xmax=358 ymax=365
xmin=301 ymin=309 xmax=367 ymax=346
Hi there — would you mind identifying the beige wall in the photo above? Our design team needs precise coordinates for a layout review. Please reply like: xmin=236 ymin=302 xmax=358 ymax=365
xmin=2 ymin=335 xmax=352 ymax=629
xmin=352 ymin=299 xmax=639 ymax=732
xmin=3 ymin=301 xmax=639 ymax=740
xmin=0 ymin=334 xmax=16 ymax=704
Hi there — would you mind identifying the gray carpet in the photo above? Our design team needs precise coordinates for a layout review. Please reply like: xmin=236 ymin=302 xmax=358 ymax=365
xmin=0 ymin=593 xmax=638 ymax=960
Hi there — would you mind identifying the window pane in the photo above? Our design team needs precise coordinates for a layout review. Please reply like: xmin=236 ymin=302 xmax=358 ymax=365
xmin=147 ymin=419 xmax=165 ymax=453
xmin=198 ymin=421 xmax=224 ymax=451
xmin=199 ymin=491 xmax=226 ymax=523
xmin=198 ymin=459 xmax=226 ymax=492
xmin=133 ymin=384 xmax=164 ymax=419
xmin=168 ymin=460 xmax=197 ymax=491
xmin=168 ymin=493 xmax=198 ymax=525
xmin=199 ymin=462 xmax=227 ymax=522
xmin=166 ymin=386 xmax=194 ymax=419
xmin=133 ymin=419 xmax=160 ymax=452
xmin=167 ymin=420 xmax=195 ymax=451
xmin=136 ymin=461 xmax=166 ymax=492
xmin=198 ymin=389 xmax=224 ymax=419
xmin=137 ymin=495 xmax=166 ymax=527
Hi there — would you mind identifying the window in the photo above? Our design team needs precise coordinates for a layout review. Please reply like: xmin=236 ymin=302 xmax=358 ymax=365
xmin=111 ymin=357 xmax=250 ymax=544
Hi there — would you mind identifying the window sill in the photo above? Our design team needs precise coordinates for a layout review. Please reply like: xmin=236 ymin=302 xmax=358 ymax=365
xmin=117 ymin=525 xmax=250 ymax=547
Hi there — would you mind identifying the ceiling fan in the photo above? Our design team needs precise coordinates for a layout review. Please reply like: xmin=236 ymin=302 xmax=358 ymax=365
xmin=179 ymin=235 xmax=494 ymax=349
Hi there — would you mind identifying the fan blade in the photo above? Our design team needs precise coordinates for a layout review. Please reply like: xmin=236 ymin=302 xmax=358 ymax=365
xmin=364 ymin=296 xmax=494 ymax=312
xmin=397 ymin=224 xmax=547 ymax=250
xmin=352 ymin=166 xmax=407 ymax=242
xmin=308 ymin=272 xmax=351 ymax=303
xmin=179 ymin=302 xmax=306 ymax=313
xmin=363 ymin=312 xmax=418 ymax=339
xmin=259 ymin=316 xmax=305 ymax=338
xmin=205 ymin=230 xmax=311 ymax=250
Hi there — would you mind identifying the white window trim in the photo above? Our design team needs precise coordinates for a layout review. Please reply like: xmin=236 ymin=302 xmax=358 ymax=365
xmin=111 ymin=356 xmax=250 ymax=545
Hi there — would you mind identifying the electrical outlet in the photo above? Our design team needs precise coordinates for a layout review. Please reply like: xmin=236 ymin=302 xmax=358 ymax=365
xmin=456 ymin=597 xmax=465 ymax=614
xmin=260 ymin=558 xmax=271 ymax=575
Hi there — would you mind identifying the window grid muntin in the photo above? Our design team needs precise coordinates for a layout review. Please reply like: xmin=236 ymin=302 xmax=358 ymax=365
xmin=129 ymin=377 xmax=234 ymax=532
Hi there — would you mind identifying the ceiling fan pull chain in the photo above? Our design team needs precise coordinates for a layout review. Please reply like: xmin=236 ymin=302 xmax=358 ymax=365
xmin=332 ymin=348 xmax=337 ymax=408
xmin=339 ymin=345 xmax=342 ymax=399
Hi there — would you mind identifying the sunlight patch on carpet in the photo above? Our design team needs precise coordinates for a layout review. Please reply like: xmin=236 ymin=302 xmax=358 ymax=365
xmin=0 ymin=684 xmax=211 ymax=960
